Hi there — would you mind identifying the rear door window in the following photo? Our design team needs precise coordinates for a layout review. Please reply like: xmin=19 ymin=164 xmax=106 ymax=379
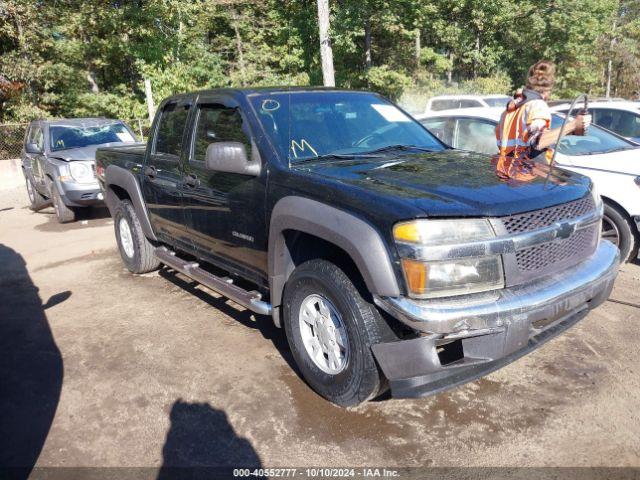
xmin=459 ymin=99 xmax=482 ymax=108
xmin=154 ymin=102 xmax=190 ymax=157
xmin=430 ymin=99 xmax=459 ymax=111
xmin=454 ymin=118 xmax=497 ymax=155
xmin=421 ymin=117 xmax=455 ymax=146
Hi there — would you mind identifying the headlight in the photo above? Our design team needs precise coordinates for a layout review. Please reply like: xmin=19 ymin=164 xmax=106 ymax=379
xmin=69 ymin=162 xmax=95 ymax=183
xmin=394 ymin=219 xmax=505 ymax=299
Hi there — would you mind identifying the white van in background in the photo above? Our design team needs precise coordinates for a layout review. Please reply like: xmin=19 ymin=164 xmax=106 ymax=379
xmin=424 ymin=94 xmax=511 ymax=114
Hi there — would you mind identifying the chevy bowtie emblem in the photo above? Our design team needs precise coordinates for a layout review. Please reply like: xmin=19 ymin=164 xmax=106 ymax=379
xmin=556 ymin=221 xmax=574 ymax=240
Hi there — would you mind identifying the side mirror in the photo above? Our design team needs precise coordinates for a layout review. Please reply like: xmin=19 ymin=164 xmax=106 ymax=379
xmin=25 ymin=142 xmax=42 ymax=154
xmin=205 ymin=141 xmax=260 ymax=176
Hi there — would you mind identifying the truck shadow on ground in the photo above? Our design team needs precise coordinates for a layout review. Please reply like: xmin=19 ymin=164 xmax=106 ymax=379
xmin=0 ymin=244 xmax=66 ymax=480
xmin=159 ymin=267 xmax=297 ymax=373
xmin=158 ymin=266 xmax=393 ymax=404
xmin=34 ymin=206 xmax=112 ymax=232
xmin=157 ymin=399 xmax=262 ymax=479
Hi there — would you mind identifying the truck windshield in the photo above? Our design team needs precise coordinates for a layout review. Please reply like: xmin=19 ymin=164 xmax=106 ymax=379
xmin=249 ymin=91 xmax=444 ymax=162
xmin=50 ymin=123 xmax=135 ymax=151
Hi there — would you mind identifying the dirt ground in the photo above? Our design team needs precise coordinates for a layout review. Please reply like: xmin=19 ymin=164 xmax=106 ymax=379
xmin=1 ymin=184 xmax=639 ymax=473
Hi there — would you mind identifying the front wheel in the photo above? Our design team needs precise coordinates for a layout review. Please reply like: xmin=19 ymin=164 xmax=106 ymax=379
xmin=52 ymin=185 xmax=77 ymax=223
xmin=602 ymin=202 xmax=638 ymax=262
xmin=282 ymin=259 xmax=395 ymax=407
xmin=113 ymin=199 xmax=160 ymax=274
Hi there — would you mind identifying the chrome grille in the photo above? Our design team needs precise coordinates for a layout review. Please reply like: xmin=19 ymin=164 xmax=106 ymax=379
xmin=502 ymin=195 xmax=595 ymax=234
xmin=515 ymin=226 xmax=598 ymax=272
xmin=499 ymin=195 xmax=599 ymax=284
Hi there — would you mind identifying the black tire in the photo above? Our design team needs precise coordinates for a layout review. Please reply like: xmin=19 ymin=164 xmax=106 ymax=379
xmin=113 ymin=199 xmax=160 ymax=274
xmin=602 ymin=202 xmax=638 ymax=262
xmin=25 ymin=175 xmax=49 ymax=212
xmin=282 ymin=259 xmax=396 ymax=407
xmin=52 ymin=185 xmax=77 ymax=223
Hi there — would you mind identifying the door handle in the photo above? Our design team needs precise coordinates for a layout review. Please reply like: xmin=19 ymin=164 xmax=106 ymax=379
xmin=144 ymin=165 xmax=157 ymax=179
xmin=184 ymin=173 xmax=200 ymax=188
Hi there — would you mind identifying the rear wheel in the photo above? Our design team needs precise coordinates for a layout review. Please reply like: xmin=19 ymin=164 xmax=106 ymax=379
xmin=282 ymin=259 xmax=395 ymax=407
xmin=114 ymin=199 xmax=160 ymax=274
xmin=602 ymin=202 xmax=637 ymax=262
xmin=25 ymin=175 xmax=49 ymax=212
xmin=52 ymin=185 xmax=77 ymax=223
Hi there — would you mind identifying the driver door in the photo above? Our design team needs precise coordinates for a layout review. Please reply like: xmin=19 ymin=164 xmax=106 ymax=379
xmin=180 ymin=95 xmax=268 ymax=285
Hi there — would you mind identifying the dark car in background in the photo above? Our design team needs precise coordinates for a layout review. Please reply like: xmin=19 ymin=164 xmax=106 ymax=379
xmin=21 ymin=118 xmax=139 ymax=223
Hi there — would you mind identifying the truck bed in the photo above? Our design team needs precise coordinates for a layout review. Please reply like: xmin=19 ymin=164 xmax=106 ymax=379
xmin=96 ymin=143 xmax=146 ymax=169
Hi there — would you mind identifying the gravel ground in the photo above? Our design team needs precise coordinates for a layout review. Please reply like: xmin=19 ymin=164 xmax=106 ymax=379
xmin=0 ymin=185 xmax=638 ymax=476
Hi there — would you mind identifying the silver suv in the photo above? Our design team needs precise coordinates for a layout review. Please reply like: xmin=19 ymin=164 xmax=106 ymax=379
xmin=21 ymin=118 xmax=138 ymax=223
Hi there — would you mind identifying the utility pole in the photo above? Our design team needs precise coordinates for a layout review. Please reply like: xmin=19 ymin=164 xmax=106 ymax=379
xmin=144 ymin=79 xmax=155 ymax=124
xmin=414 ymin=29 xmax=421 ymax=69
xmin=364 ymin=17 xmax=372 ymax=71
xmin=316 ymin=0 xmax=335 ymax=87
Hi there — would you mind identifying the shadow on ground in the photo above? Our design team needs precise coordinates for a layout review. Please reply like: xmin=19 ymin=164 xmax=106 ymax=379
xmin=34 ymin=206 xmax=112 ymax=232
xmin=157 ymin=400 xmax=261 ymax=479
xmin=159 ymin=267 xmax=296 ymax=371
xmin=0 ymin=244 xmax=65 ymax=479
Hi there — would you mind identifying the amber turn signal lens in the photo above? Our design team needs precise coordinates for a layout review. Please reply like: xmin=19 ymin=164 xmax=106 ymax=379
xmin=401 ymin=258 xmax=428 ymax=295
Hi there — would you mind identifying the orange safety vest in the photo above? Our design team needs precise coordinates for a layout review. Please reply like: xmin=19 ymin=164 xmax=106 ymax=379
xmin=495 ymin=97 xmax=552 ymax=163
xmin=494 ymin=96 xmax=552 ymax=182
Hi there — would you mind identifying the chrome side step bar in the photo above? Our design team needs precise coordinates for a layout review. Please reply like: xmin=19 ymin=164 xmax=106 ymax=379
xmin=154 ymin=247 xmax=272 ymax=316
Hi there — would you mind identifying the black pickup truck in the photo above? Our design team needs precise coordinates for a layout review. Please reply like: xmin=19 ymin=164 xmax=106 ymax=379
xmin=96 ymin=88 xmax=619 ymax=407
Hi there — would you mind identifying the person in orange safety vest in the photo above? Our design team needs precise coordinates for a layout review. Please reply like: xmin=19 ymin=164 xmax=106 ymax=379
xmin=495 ymin=60 xmax=591 ymax=168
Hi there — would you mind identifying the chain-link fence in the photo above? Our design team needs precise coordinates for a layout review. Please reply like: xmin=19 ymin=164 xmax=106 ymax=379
xmin=0 ymin=123 xmax=28 ymax=161
xmin=0 ymin=119 xmax=151 ymax=161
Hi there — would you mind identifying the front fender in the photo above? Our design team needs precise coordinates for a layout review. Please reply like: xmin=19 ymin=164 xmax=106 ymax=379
xmin=268 ymin=196 xmax=401 ymax=323
xmin=105 ymin=164 xmax=157 ymax=241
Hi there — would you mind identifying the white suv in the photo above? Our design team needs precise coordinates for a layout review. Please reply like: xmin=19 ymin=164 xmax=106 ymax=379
xmin=424 ymin=94 xmax=511 ymax=114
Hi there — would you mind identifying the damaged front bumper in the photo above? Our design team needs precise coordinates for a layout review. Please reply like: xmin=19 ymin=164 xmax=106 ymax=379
xmin=372 ymin=240 xmax=620 ymax=398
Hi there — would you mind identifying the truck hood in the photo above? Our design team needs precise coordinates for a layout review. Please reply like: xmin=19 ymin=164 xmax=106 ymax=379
xmin=295 ymin=150 xmax=591 ymax=217
xmin=50 ymin=142 xmax=133 ymax=162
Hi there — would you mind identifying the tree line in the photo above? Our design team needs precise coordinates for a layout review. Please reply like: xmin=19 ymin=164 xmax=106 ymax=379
xmin=0 ymin=0 xmax=638 ymax=123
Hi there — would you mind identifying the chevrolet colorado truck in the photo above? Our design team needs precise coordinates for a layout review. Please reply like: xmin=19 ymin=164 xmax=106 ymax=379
xmin=21 ymin=118 xmax=138 ymax=223
xmin=96 ymin=88 xmax=620 ymax=407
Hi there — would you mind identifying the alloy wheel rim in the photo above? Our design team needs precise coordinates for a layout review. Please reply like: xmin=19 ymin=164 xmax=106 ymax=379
xmin=298 ymin=294 xmax=349 ymax=375
xmin=601 ymin=215 xmax=620 ymax=247
xmin=118 ymin=217 xmax=135 ymax=258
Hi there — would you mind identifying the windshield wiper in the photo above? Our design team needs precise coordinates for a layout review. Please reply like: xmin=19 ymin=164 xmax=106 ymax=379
xmin=294 ymin=152 xmax=381 ymax=162
xmin=359 ymin=144 xmax=436 ymax=155
xmin=582 ymin=146 xmax=636 ymax=155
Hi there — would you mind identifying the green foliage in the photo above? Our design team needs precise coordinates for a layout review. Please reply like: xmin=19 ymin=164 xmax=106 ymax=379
xmin=0 ymin=0 xmax=638 ymax=123
xmin=365 ymin=66 xmax=412 ymax=100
